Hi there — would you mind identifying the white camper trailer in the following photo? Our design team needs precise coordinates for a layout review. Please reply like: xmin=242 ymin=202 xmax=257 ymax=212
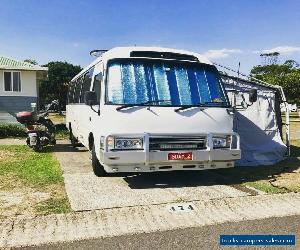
xmin=66 ymin=47 xmax=245 ymax=176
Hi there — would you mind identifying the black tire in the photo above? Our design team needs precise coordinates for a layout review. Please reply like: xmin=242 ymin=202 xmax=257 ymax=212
xmin=52 ymin=139 xmax=56 ymax=145
xmin=33 ymin=143 xmax=43 ymax=152
xmin=92 ymin=145 xmax=106 ymax=177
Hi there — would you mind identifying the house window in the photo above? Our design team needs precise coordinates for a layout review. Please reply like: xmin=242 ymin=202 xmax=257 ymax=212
xmin=4 ymin=71 xmax=21 ymax=92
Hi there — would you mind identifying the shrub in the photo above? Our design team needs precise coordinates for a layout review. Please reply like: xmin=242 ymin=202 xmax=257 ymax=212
xmin=0 ymin=123 xmax=26 ymax=138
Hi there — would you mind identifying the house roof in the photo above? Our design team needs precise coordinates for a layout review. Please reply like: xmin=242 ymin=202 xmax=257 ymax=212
xmin=0 ymin=56 xmax=48 ymax=71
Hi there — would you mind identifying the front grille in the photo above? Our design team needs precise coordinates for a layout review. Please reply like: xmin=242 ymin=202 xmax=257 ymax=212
xmin=149 ymin=136 xmax=206 ymax=151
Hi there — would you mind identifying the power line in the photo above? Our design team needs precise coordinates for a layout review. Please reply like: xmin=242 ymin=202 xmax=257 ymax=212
xmin=212 ymin=61 xmax=279 ymax=89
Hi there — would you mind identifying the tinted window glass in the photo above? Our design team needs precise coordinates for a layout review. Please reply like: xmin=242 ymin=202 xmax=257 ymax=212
xmin=68 ymin=82 xmax=74 ymax=103
xmin=93 ymin=73 xmax=101 ymax=102
xmin=74 ymin=77 xmax=82 ymax=103
xmin=80 ymin=68 xmax=94 ymax=102
xmin=13 ymin=72 xmax=21 ymax=91
xmin=4 ymin=72 xmax=11 ymax=91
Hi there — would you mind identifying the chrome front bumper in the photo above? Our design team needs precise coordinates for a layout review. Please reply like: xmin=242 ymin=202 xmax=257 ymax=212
xmin=100 ymin=132 xmax=241 ymax=172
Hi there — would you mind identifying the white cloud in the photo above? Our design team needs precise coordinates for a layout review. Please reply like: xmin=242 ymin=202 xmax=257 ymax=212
xmin=254 ymin=46 xmax=300 ymax=55
xmin=203 ymin=48 xmax=242 ymax=59
xmin=72 ymin=42 xmax=80 ymax=48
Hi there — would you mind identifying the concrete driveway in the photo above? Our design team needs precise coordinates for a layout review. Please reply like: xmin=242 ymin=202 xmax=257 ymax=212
xmin=54 ymin=141 xmax=253 ymax=211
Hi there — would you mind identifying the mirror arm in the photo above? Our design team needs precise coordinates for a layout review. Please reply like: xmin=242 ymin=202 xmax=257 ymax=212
xmin=90 ymin=105 xmax=100 ymax=116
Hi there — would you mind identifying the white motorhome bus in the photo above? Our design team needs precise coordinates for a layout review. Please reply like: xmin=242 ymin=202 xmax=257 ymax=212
xmin=66 ymin=47 xmax=243 ymax=176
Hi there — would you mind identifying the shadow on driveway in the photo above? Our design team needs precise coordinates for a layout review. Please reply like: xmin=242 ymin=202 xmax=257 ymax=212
xmin=51 ymin=140 xmax=300 ymax=191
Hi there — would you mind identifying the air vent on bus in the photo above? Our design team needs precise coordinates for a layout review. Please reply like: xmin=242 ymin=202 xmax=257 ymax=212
xmin=130 ymin=51 xmax=199 ymax=62
xmin=149 ymin=136 xmax=206 ymax=151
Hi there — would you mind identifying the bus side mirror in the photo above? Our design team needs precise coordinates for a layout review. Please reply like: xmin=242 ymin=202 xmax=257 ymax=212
xmin=84 ymin=91 xmax=97 ymax=106
xmin=249 ymin=89 xmax=257 ymax=103
xmin=95 ymin=72 xmax=103 ymax=81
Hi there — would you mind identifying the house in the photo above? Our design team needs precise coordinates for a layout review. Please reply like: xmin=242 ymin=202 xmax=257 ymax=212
xmin=0 ymin=56 xmax=48 ymax=123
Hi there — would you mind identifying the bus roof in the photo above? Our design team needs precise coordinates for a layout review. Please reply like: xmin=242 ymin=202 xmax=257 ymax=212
xmin=71 ymin=46 xmax=212 ymax=81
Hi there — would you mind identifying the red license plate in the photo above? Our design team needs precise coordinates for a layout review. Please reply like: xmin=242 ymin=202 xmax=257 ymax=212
xmin=168 ymin=152 xmax=193 ymax=161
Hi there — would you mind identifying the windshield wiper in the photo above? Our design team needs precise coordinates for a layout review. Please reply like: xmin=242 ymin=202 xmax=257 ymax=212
xmin=174 ymin=104 xmax=204 ymax=112
xmin=116 ymin=100 xmax=171 ymax=111
xmin=174 ymin=101 xmax=226 ymax=112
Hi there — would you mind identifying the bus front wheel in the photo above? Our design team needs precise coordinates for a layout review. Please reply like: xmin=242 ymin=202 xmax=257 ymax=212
xmin=92 ymin=145 xmax=107 ymax=177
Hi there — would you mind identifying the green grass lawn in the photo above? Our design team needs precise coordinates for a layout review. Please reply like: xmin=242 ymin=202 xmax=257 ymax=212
xmin=55 ymin=127 xmax=69 ymax=140
xmin=214 ymin=137 xmax=300 ymax=194
xmin=214 ymin=117 xmax=300 ymax=195
xmin=0 ymin=145 xmax=63 ymax=185
xmin=243 ymin=156 xmax=300 ymax=194
xmin=216 ymin=157 xmax=300 ymax=194
xmin=0 ymin=145 xmax=71 ymax=218
xmin=48 ymin=112 xmax=65 ymax=124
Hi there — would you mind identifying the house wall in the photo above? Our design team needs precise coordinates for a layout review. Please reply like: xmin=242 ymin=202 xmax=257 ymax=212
xmin=0 ymin=70 xmax=37 ymax=113
xmin=0 ymin=70 xmax=37 ymax=97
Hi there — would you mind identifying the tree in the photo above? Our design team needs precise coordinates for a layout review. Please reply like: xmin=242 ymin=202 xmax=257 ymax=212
xmin=39 ymin=61 xmax=82 ymax=110
xmin=260 ymin=52 xmax=280 ymax=65
xmin=250 ymin=58 xmax=300 ymax=105
xmin=24 ymin=59 xmax=38 ymax=65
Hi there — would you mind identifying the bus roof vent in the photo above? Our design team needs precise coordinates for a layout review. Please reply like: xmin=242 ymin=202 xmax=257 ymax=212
xmin=130 ymin=51 xmax=199 ymax=62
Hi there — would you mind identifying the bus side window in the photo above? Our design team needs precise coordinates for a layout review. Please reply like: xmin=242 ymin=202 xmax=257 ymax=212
xmin=74 ymin=77 xmax=83 ymax=103
xmin=81 ymin=68 xmax=94 ymax=103
xmin=67 ymin=83 xmax=72 ymax=103
xmin=93 ymin=73 xmax=101 ymax=102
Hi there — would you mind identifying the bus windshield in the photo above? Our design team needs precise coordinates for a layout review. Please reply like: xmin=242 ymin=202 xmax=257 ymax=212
xmin=106 ymin=59 xmax=229 ymax=107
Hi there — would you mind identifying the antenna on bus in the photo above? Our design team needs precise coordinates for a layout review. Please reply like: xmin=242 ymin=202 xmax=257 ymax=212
xmin=89 ymin=49 xmax=108 ymax=57
xmin=237 ymin=62 xmax=241 ymax=78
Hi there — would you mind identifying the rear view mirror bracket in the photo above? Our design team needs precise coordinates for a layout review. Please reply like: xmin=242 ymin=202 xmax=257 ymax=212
xmin=84 ymin=91 xmax=100 ymax=116
xmin=236 ymin=89 xmax=258 ymax=110
xmin=90 ymin=105 xmax=100 ymax=116
xmin=249 ymin=89 xmax=258 ymax=103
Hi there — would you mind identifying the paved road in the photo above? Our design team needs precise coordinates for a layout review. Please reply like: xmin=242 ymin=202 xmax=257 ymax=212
xmin=19 ymin=215 xmax=300 ymax=250
xmin=54 ymin=141 xmax=254 ymax=211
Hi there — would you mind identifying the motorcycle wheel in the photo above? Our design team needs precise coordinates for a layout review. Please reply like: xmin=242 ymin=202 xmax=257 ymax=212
xmin=33 ymin=143 xmax=43 ymax=152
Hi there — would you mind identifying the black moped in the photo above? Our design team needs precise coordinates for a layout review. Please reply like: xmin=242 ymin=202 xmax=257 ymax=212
xmin=16 ymin=100 xmax=59 ymax=151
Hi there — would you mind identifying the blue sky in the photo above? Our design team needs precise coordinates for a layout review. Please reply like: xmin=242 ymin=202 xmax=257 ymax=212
xmin=0 ymin=0 xmax=299 ymax=74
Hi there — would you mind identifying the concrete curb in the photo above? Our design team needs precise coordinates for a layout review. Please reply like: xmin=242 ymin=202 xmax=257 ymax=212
xmin=0 ymin=139 xmax=25 ymax=145
xmin=1 ymin=192 xmax=300 ymax=248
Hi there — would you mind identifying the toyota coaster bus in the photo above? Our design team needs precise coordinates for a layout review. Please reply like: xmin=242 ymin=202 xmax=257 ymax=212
xmin=66 ymin=47 xmax=242 ymax=176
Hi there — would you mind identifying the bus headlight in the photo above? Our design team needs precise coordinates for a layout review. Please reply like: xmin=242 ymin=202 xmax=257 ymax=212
xmin=212 ymin=135 xmax=231 ymax=149
xmin=107 ymin=136 xmax=143 ymax=150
